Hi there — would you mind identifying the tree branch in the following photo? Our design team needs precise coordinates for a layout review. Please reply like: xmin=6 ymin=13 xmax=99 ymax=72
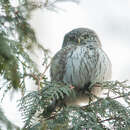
xmin=99 ymin=116 xmax=122 ymax=123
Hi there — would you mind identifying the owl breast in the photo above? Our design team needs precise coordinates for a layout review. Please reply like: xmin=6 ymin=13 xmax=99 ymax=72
xmin=50 ymin=44 xmax=112 ymax=90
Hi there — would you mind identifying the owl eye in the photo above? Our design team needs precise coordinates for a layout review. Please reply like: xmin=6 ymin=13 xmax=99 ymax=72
xmin=82 ymin=34 xmax=89 ymax=39
xmin=70 ymin=36 xmax=76 ymax=41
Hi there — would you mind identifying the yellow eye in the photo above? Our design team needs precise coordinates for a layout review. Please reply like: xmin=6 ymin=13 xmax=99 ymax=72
xmin=82 ymin=34 xmax=89 ymax=39
xmin=70 ymin=36 xmax=76 ymax=41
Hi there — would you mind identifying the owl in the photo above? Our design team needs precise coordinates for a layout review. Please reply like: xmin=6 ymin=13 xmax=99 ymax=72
xmin=50 ymin=28 xmax=112 ymax=106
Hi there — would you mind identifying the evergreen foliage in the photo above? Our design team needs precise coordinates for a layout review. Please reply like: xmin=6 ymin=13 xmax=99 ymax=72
xmin=0 ymin=0 xmax=130 ymax=130
xmin=0 ymin=0 xmax=45 ymax=129
xmin=0 ymin=0 xmax=80 ymax=129
xmin=0 ymin=0 xmax=80 ymax=92
xmin=18 ymin=80 xmax=74 ymax=128
xmin=0 ymin=0 xmax=42 ymax=91
xmin=19 ymin=80 xmax=130 ymax=130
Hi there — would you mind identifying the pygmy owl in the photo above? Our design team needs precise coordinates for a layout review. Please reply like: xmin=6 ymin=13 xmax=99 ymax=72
xmin=50 ymin=28 xmax=112 ymax=106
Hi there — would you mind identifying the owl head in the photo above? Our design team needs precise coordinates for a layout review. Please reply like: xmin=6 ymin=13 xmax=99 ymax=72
xmin=62 ymin=28 xmax=101 ymax=48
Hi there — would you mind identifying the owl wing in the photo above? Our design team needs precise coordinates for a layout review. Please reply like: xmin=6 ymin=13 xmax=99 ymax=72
xmin=50 ymin=45 xmax=112 ymax=88
xmin=50 ymin=45 xmax=76 ymax=82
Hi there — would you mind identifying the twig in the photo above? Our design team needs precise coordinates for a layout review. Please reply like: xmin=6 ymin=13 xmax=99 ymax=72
xmin=24 ymin=61 xmax=51 ymax=90
xmin=24 ymin=73 xmax=39 ymax=81
xmin=99 ymin=116 xmax=122 ymax=123
xmin=112 ymin=93 xmax=130 ymax=100
xmin=82 ymin=92 xmax=130 ymax=109
xmin=40 ymin=62 xmax=51 ymax=80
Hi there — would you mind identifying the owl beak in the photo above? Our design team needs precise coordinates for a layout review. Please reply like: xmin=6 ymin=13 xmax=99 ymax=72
xmin=78 ymin=38 xmax=80 ymax=44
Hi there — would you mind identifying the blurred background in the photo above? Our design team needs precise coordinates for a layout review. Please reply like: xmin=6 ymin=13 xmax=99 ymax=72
xmin=29 ymin=0 xmax=130 ymax=82
xmin=1 ymin=0 xmax=130 ymax=128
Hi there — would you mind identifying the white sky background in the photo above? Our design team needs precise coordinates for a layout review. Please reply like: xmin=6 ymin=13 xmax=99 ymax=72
xmin=1 ymin=0 xmax=130 ymax=128
xmin=29 ymin=0 xmax=130 ymax=81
